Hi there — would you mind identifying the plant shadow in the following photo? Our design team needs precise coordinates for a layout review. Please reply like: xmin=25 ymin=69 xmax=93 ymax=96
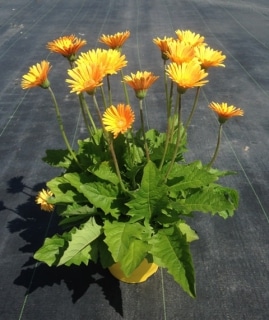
xmin=7 ymin=176 xmax=123 ymax=316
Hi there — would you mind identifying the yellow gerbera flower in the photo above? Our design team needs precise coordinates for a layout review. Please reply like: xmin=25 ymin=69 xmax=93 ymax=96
xmin=123 ymin=71 xmax=159 ymax=99
xmin=66 ymin=63 xmax=105 ymax=95
xmin=35 ymin=189 xmax=54 ymax=212
xmin=166 ymin=61 xmax=208 ymax=93
xmin=102 ymin=104 xmax=135 ymax=138
xmin=195 ymin=46 xmax=226 ymax=69
xmin=165 ymin=41 xmax=196 ymax=64
xmin=209 ymin=102 xmax=244 ymax=123
xmin=99 ymin=31 xmax=130 ymax=50
xmin=153 ymin=36 xmax=174 ymax=60
xmin=175 ymin=29 xmax=205 ymax=47
xmin=76 ymin=48 xmax=127 ymax=75
xmin=21 ymin=60 xmax=51 ymax=89
xmin=46 ymin=34 xmax=87 ymax=61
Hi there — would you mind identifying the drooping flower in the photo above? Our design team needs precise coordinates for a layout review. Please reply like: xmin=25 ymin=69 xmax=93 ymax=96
xmin=166 ymin=61 xmax=208 ymax=93
xmin=46 ymin=34 xmax=87 ymax=61
xmin=66 ymin=63 xmax=105 ymax=95
xmin=76 ymin=48 xmax=127 ymax=75
xmin=195 ymin=46 xmax=226 ymax=69
xmin=99 ymin=31 xmax=130 ymax=50
xmin=165 ymin=41 xmax=196 ymax=64
xmin=102 ymin=104 xmax=135 ymax=138
xmin=21 ymin=60 xmax=51 ymax=89
xmin=175 ymin=29 xmax=205 ymax=47
xmin=35 ymin=189 xmax=54 ymax=212
xmin=209 ymin=102 xmax=244 ymax=124
xmin=153 ymin=36 xmax=174 ymax=60
xmin=123 ymin=71 xmax=159 ymax=99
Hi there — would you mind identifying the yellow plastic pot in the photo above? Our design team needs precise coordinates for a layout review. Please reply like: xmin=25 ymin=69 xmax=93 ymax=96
xmin=108 ymin=259 xmax=158 ymax=283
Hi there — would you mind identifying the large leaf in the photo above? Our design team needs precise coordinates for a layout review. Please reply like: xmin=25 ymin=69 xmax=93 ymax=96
xmin=42 ymin=149 xmax=72 ymax=169
xmin=149 ymin=226 xmax=196 ymax=298
xmin=57 ymin=217 xmax=102 ymax=266
xmin=63 ymin=172 xmax=122 ymax=216
xmin=127 ymin=161 xmax=169 ymax=223
xmin=103 ymin=220 xmax=152 ymax=275
xmin=34 ymin=235 xmax=66 ymax=266
xmin=88 ymin=161 xmax=119 ymax=185
xmin=174 ymin=184 xmax=239 ymax=217
xmin=166 ymin=161 xmax=218 ymax=191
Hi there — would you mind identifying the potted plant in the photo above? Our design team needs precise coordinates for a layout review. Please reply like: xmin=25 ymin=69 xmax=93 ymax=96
xmin=21 ymin=30 xmax=243 ymax=298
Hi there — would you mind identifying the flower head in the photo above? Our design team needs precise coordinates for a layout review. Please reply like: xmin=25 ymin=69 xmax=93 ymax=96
xmin=153 ymin=36 xmax=174 ymax=60
xmin=166 ymin=61 xmax=208 ymax=93
xmin=102 ymin=104 xmax=135 ymax=138
xmin=21 ymin=60 xmax=51 ymax=89
xmin=209 ymin=102 xmax=244 ymax=124
xmin=123 ymin=71 xmax=159 ymax=99
xmin=165 ymin=41 xmax=196 ymax=64
xmin=99 ymin=31 xmax=130 ymax=50
xmin=76 ymin=48 xmax=127 ymax=75
xmin=66 ymin=63 xmax=105 ymax=95
xmin=35 ymin=189 xmax=54 ymax=212
xmin=175 ymin=29 xmax=205 ymax=47
xmin=195 ymin=46 xmax=226 ymax=69
xmin=46 ymin=35 xmax=87 ymax=61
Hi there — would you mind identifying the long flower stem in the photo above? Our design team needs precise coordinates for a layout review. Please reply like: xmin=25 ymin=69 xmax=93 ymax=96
xmin=164 ymin=92 xmax=182 ymax=181
xmin=48 ymin=87 xmax=80 ymax=166
xmin=159 ymin=77 xmax=173 ymax=170
xmin=184 ymin=87 xmax=201 ymax=131
xmin=120 ymin=70 xmax=130 ymax=105
xmin=207 ymin=124 xmax=223 ymax=168
xmin=107 ymin=75 xmax=112 ymax=106
xmin=92 ymin=94 xmax=126 ymax=192
xmin=78 ymin=93 xmax=96 ymax=135
xmin=139 ymin=99 xmax=150 ymax=162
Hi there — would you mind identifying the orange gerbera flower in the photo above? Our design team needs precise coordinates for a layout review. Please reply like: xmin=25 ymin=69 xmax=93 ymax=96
xmin=35 ymin=189 xmax=54 ymax=212
xmin=165 ymin=41 xmax=196 ymax=64
xmin=166 ymin=61 xmax=208 ymax=93
xmin=209 ymin=102 xmax=244 ymax=124
xmin=66 ymin=63 xmax=105 ymax=95
xmin=123 ymin=71 xmax=159 ymax=99
xmin=102 ymin=104 xmax=135 ymax=138
xmin=195 ymin=46 xmax=226 ymax=69
xmin=46 ymin=34 xmax=86 ymax=61
xmin=21 ymin=60 xmax=51 ymax=89
xmin=76 ymin=48 xmax=127 ymax=75
xmin=153 ymin=36 xmax=174 ymax=60
xmin=175 ymin=29 xmax=205 ymax=47
xmin=99 ymin=31 xmax=130 ymax=50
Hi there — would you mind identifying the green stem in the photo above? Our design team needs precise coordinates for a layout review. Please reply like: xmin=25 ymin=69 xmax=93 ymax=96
xmin=120 ymin=70 xmax=130 ymax=105
xmin=107 ymin=75 xmax=112 ymax=106
xmin=184 ymin=87 xmax=201 ymax=131
xmin=207 ymin=124 xmax=223 ymax=168
xmin=78 ymin=93 xmax=96 ymax=135
xmin=164 ymin=92 xmax=182 ymax=181
xmin=100 ymin=86 xmax=108 ymax=109
xmin=139 ymin=99 xmax=150 ymax=162
xmin=48 ymin=87 xmax=80 ymax=167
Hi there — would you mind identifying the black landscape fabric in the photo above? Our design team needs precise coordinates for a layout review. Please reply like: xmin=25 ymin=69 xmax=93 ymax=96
xmin=0 ymin=0 xmax=269 ymax=319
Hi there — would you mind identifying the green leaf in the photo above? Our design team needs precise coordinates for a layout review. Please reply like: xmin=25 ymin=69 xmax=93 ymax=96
xmin=167 ymin=161 xmax=218 ymax=191
xmin=174 ymin=184 xmax=239 ymax=216
xmin=63 ymin=172 xmax=121 ymax=216
xmin=103 ymin=220 xmax=152 ymax=275
xmin=88 ymin=161 xmax=119 ymax=185
xmin=34 ymin=235 xmax=66 ymax=266
xmin=177 ymin=222 xmax=199 ymax=242
xmin=149 ymin=226 xmax=196 ymax=298
xmin=58 ymin=217 xmax=102 ymax=266
xmin=127 ymin=160 xmax=169 ymax=223
xmin=42 ymin=149 xmax=72 ymax=169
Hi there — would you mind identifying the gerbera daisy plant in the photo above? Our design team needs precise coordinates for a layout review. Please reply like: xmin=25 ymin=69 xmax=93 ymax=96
xmin=22 ymin=29 xmax=243 ymax=298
